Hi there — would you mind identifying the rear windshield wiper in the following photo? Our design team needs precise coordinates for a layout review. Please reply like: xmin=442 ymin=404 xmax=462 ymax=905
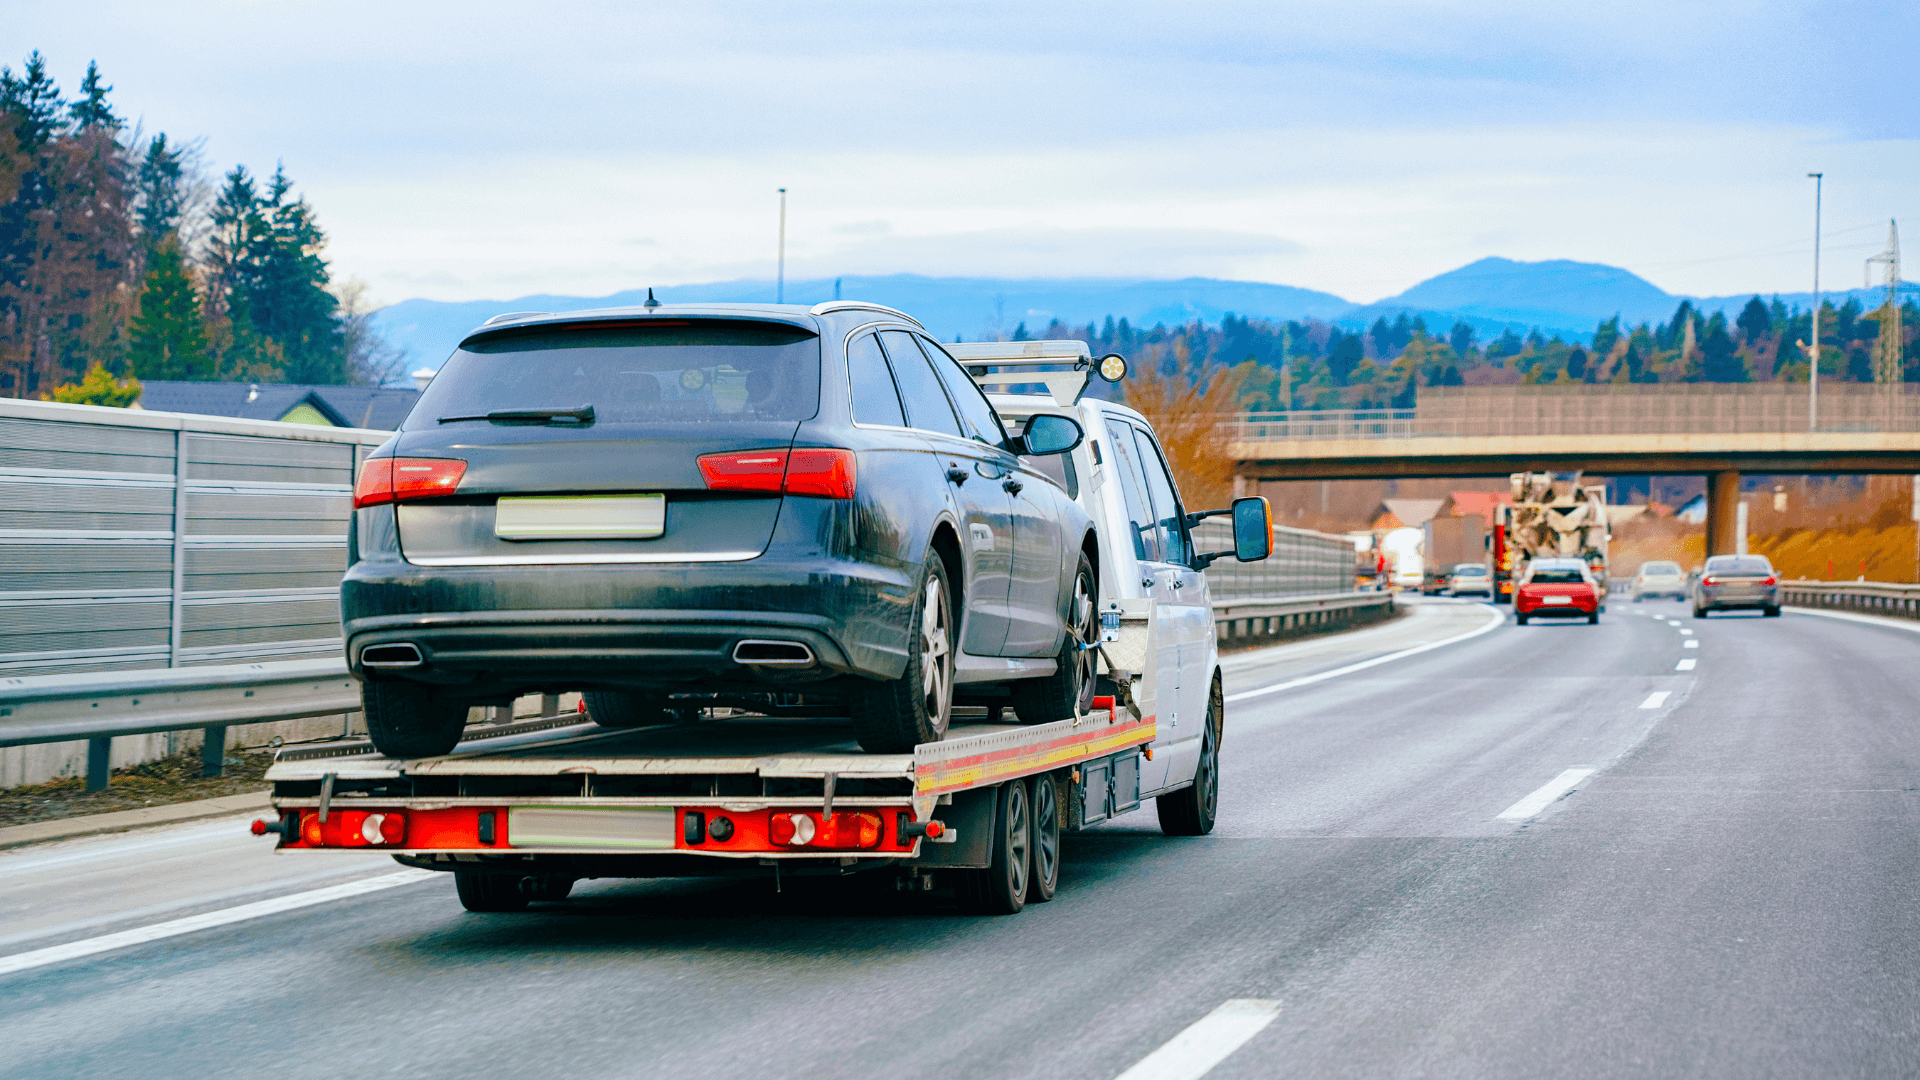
xmin=438 ymin=405 xmax=595 ymax=425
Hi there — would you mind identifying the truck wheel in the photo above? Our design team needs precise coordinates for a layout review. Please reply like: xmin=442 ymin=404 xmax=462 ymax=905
xmin=1764 ymin=605 xmax=1781 ymax=617
xmin=959 ymin=778 xmax=1031 ymax=915
xmin=852 ymin=556 xmax=955 ymax=752
xmin=1158 ymin=680 xmax=1221 ymax=836
xmin=521 ymin=875 xmax=575 ymax=902
xmin=1028 ymin=772 xmax=1061 ymax=903
xmin=1012 ymin=554 xmax=1097 ymax=725
xmin=582 ymin=691 xmax=673 ymax=729
xmin=454 ymin=870 xmax=530 ymax=912
xmin=363 ymin=680 xmax=468 ymax=759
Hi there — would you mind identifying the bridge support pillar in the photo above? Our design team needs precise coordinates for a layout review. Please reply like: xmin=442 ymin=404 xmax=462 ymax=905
xmin=1707 ymin=470 xmax=1741 ymax=556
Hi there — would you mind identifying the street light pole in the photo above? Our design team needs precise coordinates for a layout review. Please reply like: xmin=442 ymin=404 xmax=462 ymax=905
xmin=776 ymin=188 xmax=787 ymax=305
xmin=1807 ymin=172 xmax=1823 ymax=432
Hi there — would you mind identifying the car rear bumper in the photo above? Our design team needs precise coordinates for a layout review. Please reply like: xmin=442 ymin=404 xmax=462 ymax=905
xmin=1700 ymin=591 xmax=1779 ymax=608
xmin=342 ymin=557 xmax=913 ymax=694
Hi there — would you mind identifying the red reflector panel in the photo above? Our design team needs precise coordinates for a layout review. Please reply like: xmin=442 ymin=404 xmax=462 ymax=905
xmin=698 ymin=450 xmax=788 ymax=493
xmin=355 ymin=457 xmax=466 ymax=508
xmin=784 ymin=449 xmax=856 ymax=499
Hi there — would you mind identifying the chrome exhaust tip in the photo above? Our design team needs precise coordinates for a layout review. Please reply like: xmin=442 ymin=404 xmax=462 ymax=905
xmin=361 ymin=642 xmax=425 ymax=668
xmin=731 ymin=640 xmax=817 ymax=666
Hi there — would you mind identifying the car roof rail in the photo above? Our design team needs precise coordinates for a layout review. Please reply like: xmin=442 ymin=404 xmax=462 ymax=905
xmin=808 ymin=301 xmax=925 ymax=329
xmin=481 ymin=311 xmax=553 ymax=326
xmin=949 ymin=341 xmax=1128 ymax=406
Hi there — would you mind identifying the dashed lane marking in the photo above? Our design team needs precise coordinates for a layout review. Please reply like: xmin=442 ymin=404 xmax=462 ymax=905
xmin=1678 ymin=629 xmax=1693 ymax=635
xmin=1640 ymin=691 xmax=1671 ymax=709
xmin=1114 ymin=999 xmax=1284 ymax=1080
xmin=1676 ymin=658 xmax=1697 ymax=670
xmin=1496 ymin=768 xmax=1597 ymax=821
xmin=0 ymin=869 xmax=437 ymax=978
xmin=1684 ymin=640 xmax=1698 ymax=648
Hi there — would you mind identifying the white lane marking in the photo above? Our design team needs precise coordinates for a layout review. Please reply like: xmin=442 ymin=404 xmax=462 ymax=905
xmin=1496 ymin=768 xmax=1596 ymax=821
xmin=1114 ymin=999 xmax=1283 ymax=1080
xmin=1640 ymin=691 xmax=1671 ymax=709
xmin=1678 ymin=629 xmax=1693 ymax=635
xmin=1225 ymin=605 xmax=1505 ymax=703
xmin=1676 ymin=658 xmax=1697 ymax=670
xmin=1684 ymin=640 xmax=1698 ymax=648
xmin=1788 ymin=607 xmax=1920 ymax=634
xmin=0 ymin=869 xmax=436 ymax=977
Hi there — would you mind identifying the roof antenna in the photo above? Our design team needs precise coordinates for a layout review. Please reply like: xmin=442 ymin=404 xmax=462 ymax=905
xmin=643 ymin=288 xmax=661 ymax=310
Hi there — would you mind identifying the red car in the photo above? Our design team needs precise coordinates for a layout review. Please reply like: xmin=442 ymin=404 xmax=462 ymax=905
xmin=1514 ymin=558 xmax=1600 ymax=625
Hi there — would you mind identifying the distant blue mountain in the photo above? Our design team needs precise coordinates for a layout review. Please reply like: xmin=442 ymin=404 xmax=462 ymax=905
xmin=369 ymin=262 xmax=1914 ymax=373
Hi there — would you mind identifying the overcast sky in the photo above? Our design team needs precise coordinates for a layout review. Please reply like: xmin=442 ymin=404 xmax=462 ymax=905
xmin=12 ymin=1 xmax=1918 ymax=306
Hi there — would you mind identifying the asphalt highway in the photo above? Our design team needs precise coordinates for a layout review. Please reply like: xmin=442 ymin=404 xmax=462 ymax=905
xmin=4 ymin=597 xmax=1918 ymax=1079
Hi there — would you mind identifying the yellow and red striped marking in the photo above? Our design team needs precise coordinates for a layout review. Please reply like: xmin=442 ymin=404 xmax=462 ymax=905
xmin=914 ymin=715 xmax=1155 ymax=796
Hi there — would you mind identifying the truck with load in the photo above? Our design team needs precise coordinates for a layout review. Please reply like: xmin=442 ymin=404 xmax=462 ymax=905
xmin=1491 ymin=471 xmax=1610 ymax=604
xmin=1420 ymin=514 xmax=1487 ymax=595
xmin=256 ymin=305 xmax=1275 ymax=915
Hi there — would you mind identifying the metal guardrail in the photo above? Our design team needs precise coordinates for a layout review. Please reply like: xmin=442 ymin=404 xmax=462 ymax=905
xmin=1213 ymin=590 xmax=1394 ymax=639
xmin=0 ymin=658 xmax=359 ymax=791
xmin=1780 ymin=580 xmax=1920 ymax=620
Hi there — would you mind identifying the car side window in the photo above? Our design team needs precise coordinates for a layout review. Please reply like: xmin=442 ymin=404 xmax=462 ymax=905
xmin=1104 ymin=418 xmax=1162 ymax=563
xmin=1128 ymin=424 xmax=1191 ymax=567
xmin=878 ymin=330 xmax=964 ymax=439
xmin=846 ymin=333 xmax=906 ymax=428
xmin=918 ymin=336 xmax=1011 ymax=452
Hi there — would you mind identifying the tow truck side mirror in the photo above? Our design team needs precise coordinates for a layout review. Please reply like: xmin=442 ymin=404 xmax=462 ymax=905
xmin=1014 ymin=413 xmax=1082 ymax=456
xmin=1230 ymin=496 xmax=1271 ymax=562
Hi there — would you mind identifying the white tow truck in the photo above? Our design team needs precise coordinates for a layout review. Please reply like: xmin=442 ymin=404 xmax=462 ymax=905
xmin=256 ymin=341 xmax=1273 ymax=915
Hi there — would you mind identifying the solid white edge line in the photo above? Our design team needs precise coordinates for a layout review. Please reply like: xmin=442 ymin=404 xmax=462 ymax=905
xmin=1788 ymin=607 xmax=1920 ymax=634
xmin=1496 ymin=768 xmax=1597 ymax=821
xmin=0 ymin=869 xmax=437 ymax=977
xmin=1639 ymin=691 xmax=1671 ymax=709
xmin=1676 ymin=658 xmax=1697 ymax=670
xmin=1114 ymin=999 xmax=1284 ymax=1080
xmin=1224 ymin=604 xmax=1506 ymax=703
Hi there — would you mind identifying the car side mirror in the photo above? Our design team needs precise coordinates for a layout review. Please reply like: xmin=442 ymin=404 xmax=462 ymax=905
xmin=1014 ymin=413 xmax=1082 ymax=456
xmin=1231 ymin=496 xmax=1271 ymax=561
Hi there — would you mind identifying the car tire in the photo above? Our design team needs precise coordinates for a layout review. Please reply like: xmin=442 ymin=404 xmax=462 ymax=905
xmin=1764 ymin=605 xmax=1781 ymax=617
xmin=1587 ymin=611 xmax=1600 ymax=625
xmin=1028 ymin=772 xmax=1061 ymax=903
xmin=1012 ymin=554 xmax=1097 ymax=725
xmin=1634 ymin=595 xmax=1644 ymax=603
xmin=1692 ymin=605 xmax=1707 ymax=619
xmin=1157 ymin=679 xmax=1221 ymax=837
xmin=582 ymin=691 xmax=674 ymax=729
xmin=958 ymin=779 xmax=1030 ymax=915
xmin=363 ymin=680 xmax=469 ymax=759
xmin=852 ymin=555 xmax=955 ymax=753
xmin=454 ymin=870 xmax=530 ymax=912
xmin=1516 ymin=613 xmax=1530 ymax=625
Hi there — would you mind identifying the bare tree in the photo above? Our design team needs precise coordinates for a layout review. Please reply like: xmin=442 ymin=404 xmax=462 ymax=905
xmin=333 ymin=277 xmax=407 ymax=386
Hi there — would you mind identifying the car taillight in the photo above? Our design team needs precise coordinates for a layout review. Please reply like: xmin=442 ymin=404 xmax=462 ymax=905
xmin=1761 ymin=575 xmax=1777 ymax=586
xmin=1702 ymin=576 xmax=1719 ymax=586
xmin=698 ymin=449 xmax=857 ymax=500
xmin=354 ymin=458 xmax=467 ymax=508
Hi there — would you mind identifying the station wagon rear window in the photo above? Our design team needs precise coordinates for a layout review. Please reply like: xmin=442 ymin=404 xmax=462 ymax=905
xmin=411 ymin=321 xmax=821 ymax=429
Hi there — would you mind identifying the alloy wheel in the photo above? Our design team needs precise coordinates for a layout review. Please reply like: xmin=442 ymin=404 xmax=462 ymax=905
xmin=920 ymin=576 xmax=953 ymax=738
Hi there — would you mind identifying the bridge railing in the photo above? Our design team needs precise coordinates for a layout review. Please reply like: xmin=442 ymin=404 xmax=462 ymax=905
xmin=1781 ymin=580 xmax=1920 ymax=620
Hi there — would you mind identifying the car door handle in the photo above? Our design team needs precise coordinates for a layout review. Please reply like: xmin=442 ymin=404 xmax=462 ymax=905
xmin=1002 ymin=477 xmax=1023 ymax=495
xmin=946 ymin=466 xmax=968 ymax=485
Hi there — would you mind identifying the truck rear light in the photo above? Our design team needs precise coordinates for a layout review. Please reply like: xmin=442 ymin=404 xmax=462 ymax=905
xmin=362 ymin=813 xmax=406 ymax=845
xmin=297 ymin=809 xmax=407 ymax=847
xmin=769 ymin=811 xmax=881 ymax=848
xmin=697 ymin=449 xmax=857 ymax=499
xmin=354 ymin=457 xmax=467 ymax=508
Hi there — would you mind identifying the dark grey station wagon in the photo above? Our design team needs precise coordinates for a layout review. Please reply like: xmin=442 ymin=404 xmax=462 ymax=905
xmin=344 ymin=301 xmax=1098 ymax=757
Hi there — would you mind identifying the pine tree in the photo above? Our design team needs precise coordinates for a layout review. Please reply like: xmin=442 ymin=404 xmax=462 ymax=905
xmin=1449 ymin=321 xmax=1476 ymax=358
xmin=134 ymin=134 xmax=187 ymax=243
xmin=1699 ymin=312 xmax=1748 ymax=382
xmin=1735 ymin=296 xmax=1770 ymax=343
xmin=128 ymin=236 xmax=211 ymax=379
xmin=66 ymin=61 xmax=115 ymax=131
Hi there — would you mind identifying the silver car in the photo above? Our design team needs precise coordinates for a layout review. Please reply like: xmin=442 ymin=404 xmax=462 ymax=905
xmin=1632 ymin=560 xmax=1687 ymax=601
xmin=1447 ymin=563 xmax=1493 ymax=598
xmin=1692 ymin=555 xmax=1781 ymax=618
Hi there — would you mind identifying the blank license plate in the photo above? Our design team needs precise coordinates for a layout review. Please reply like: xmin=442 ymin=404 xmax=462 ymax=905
xmin=495 ymin=494 xmax=665 ymax=540
xmin=1543 ymin=596 xmax=1573 ymax=605
xmin=508 ymin=807 xmax=675 ymax=848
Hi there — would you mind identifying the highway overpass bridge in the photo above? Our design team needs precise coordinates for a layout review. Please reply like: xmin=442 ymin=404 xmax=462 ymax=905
xmin=1230 ymin=385 xmax=1920 ymax=555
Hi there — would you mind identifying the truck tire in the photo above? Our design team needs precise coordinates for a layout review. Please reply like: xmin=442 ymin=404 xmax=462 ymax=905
xmin=852 ymin=556 xmax=955 ymax=753
xmin=582 ymin=691 xmax=673 ymax=729
xmin=959 ymin=778 xmax=1031 ymax=915
xmin=454 ymin=870 xmax=530 ymax=912
xmin=1764 ymin=605 xmax=1781 ymax=617
xmin=1158 ymin=679 xmax=1221 ymax=836
xmin=1012 ymin=554 xmax=1097 ymax=725
xmin=521 ymin=874 xmax=575 ymax=902
xmin=1028 ymin=772 xmax=1061 ymax=903
xmin=363 ymin=680 xmax=468 ymax=759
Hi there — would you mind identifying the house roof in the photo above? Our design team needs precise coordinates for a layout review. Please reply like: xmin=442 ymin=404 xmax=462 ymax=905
xmin=134 ymin=381 xmax=421 ymax=430
xmin=1440 ymin=491 xmax=1513 ymax=525
xmin=1378 ymin=498 xmax=1444 ymax=530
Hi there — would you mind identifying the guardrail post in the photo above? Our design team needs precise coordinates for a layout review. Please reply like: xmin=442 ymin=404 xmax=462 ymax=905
xmin=201 ymin=725 xmax=228 ymax=777
xmin=86 ymin=737 xmax=111 ymax=791
xmin=539 ymin=693 xmax=560 ymax=718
